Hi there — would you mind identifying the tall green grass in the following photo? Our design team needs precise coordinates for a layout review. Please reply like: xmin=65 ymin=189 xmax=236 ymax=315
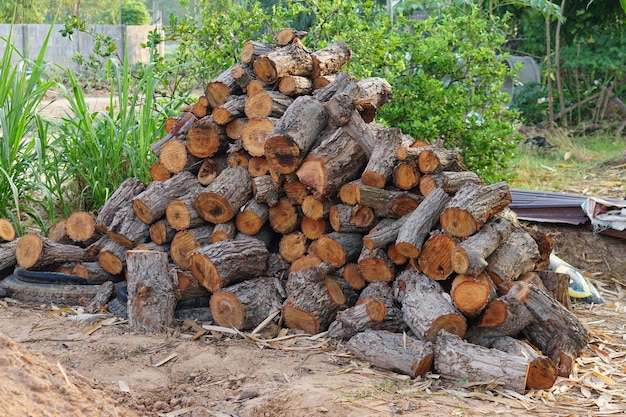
xmin=0 ymin=26 xmax=58 ymax=234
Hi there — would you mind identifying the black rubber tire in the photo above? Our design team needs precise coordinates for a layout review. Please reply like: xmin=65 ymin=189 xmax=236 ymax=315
xmin=0 ymin=274 xmax=104 ymax=305
xmin=14 ymin=267 xmax=102 ymax=286
xmin=107 ymin=295 xmax=213 ymax=322
xmin=116 ymin=285 xmax=211 ymax=310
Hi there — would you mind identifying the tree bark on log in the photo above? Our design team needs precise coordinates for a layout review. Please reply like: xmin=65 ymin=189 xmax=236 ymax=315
xmin=265 ymin=95 xmax=329 ymax=174
xmin=253 ymin=42 xmax=313 ymax=84
xmin=328 ymin=299 xmax=386 ymax=340
xmin=210 ymin=276 xmax=283 ymax=331
xmin=347 ymin=329 xmax=434 ymax=378
xmin=451 ymin=216 xmax=515 ymax=276
xmin=212 ymin=95 xmax=246 ymax=125
xmin=127 ymin=250 xmax=177 ymax=331
xmin=296 ymin=127 xmax=367 ymax=199
xmin=278 ymin=75 xmax=313 ymax=97
xmin=274 ymin=28 xmax=308 ymax=46
xmin=96 ymin=235 xmax=128 ymax=275
xmin=356 ymin=183 xmax=422 ymax=219
xmin=418 ymin=147 xmax=465 ymax=174
xmin=358 ymin=280 xmax=406 ymax=333
xmin=419 ymin=171 xmax=482 ymax=196
xmin=361 ymin=128 xmax=403 ymax=188
xmin=106 ymin=205 xmax=151 ymax=248
xmin=362 ymin=215 xmax=408 ymax=250
xmin=189 ymin=238 xmax=269 ymax=292
xmin=71 ymin=261 xmax=122 ymax=283
xmin=0 ymin=240 xmax=18 ymax=272
xmin=230 ymin=63 xmax=256 ymax=91
xmin=16 ymin=233 xmax=89 ymax=269
xmin=434 ymin=330 xmax=530 ymax=393
xmin=252 ymin=175 xmax=281 ymax=207
xmin=235 ymin=198 xmax=270 ymax=235
xmin=395 ymin=188 xmax=450 ymax=259
xmin=354 ymin=77 xmax=393 ymax=122
xmin=170 ymin=225 xmax=214 ymax=269
xmin=193 ymin=166 xmax=252 ymax=224
xmin=485 ymin=229 xmax=540 ymax=287
xmin=311 ymin=41 xmax=352 ymax=79
xmin=417 ymin=233 xmax=459 ymax=281
xmin=196 ymin=156 xmax=227 ymax=186
xmin=329 ymin=204 xmax=375 ymax=233
xmin=85 ymin=280 xmax=115 ymax=314
xmin=308 ymin=232 xmax=362 ymax=268
xmin=241 ymin=41 xmax=274 ymax=65
xmin=132 ymin=171 xmax=199 ymax=224
xmin=401 ymin=270 xmax=467 ymax=342
xmin=440 ymin=181 xmax=512 ymax=238
xmin=95 ymin=178 xmax=146 ymax=232
xmin=340 ymin=110 xmax=379 ymax=158
xmin=151 ymin=112 xmax=197 ymax=157
xmin=211 ymin=221 xmax=237 ymax=242
xmin=204 ymin=65 xmax=243 ymax=108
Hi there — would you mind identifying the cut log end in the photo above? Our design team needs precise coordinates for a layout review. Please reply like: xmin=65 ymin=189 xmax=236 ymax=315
xmin=194 ymin=193 xmax=235 ymax=224
xmin=440 ymin=207 xmax=478 ymax=238
xmin=210 ymin=290 xmax=245 ymax=329
xmin=526 ymin=356 xmax=559 ymax=390
xmin=282 ymin=305 xmax=319 ymax=335
xmin=265 ymin=136 xmax=301 ymax=174
xmin=427 ymin=313 xmax=467 ymax=343
xmin=189 ymin=253 xmax=221 ymax=293
xmin=15 ymin=234 xmax=44 ymax=269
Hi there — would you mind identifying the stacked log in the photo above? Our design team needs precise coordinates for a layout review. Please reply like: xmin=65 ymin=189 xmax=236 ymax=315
xmin=0 ymin=31 xmax=590 ymax=394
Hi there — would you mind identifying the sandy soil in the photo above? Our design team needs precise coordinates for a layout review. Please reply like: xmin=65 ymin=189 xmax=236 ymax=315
xmin=1 ymin=224 xmax=625 ymax=417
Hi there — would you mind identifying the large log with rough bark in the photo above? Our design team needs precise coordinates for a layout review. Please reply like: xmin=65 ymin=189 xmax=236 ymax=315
xmin=16 ymin=233 xmax=90 ymax=269
xmin=308 ymin=232 xmax=362 ymax=268
xmin=193 ymin=166 xmax=252 ymax=224
xmin=0 ymin=240 xmax=18 ymax=272
xmin=253 ymin=41 xmax=313 ymax=84
xmin=204 ymin=65 xmax=243 ymax=108
xmin=485 ymin=229 xmax=540 ymax=287
xmin=95 ymin=178 xmax=146 ymax=232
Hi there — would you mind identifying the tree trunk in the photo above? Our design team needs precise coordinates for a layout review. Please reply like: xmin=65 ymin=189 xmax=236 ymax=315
xmin=235 ymin=199 xmax=270 ymax=235
xmin=395 ymin=187 xmax=450 ymax=259
xmin=244 ymin=90 xmax=293 ymax=119
xmin=265 ymin=95 xmax=329 ymax=174
xmin=308 ymin=232 xmax=362 ymax=268
xmin=440 ymin=181 xmax=512 ymax=238
xmin=252 ymin=175 xmax=281 ymax=207
xmin=311 ymin=41 xmax=352 ymax=79
xmin=225 ymin=117 xmax=246 ymax=140
xmin=301 ymin=195 xmax=332 ymax=220
xmin=151 ymin=112 xmax=197 ymax=157
xmin=358 ymin=280 xmax=406 ymax=333
xmin=189 ymin=238 xmax=269 ymax=292
xmin=204 ymin=65 xmax=242 ymax=108
xmin=16 ymin=233 xmax=89 ymax=269
xmin=355 ymin=77 xmax=393 ymax=122
xmin=65 ymin=211 xmax=99 ymax=246
xmin=132 ymin=171 xmax=199 ymax=224
xmin=150 ymin=161 xmax=171 ymax=181
xmin=165 ymin=184 xmax=206 ymax=231
xmin=279 ymin=231 xmax=308 ymax=262
xmin=196 ymin=156 xmax=227 ymax=186
xmin=419 ymin=171 xmax=482 ymax=196
xmin=193 ymin=166 xmax=252 ymax=224
xmin=450 ymin=272 xmax=496 ymax=317
xmin=356 ymin=183 xmax=422 ymax=219
xmin=241 ymin=40 xmax=274 ymax=65
xmin=230 ymin=63 xmax=256 ymax=91
xmin=106 ymin=205 xmax=151 ymax=248
xmin=159 ymin=139 xmax=203 ymax=174
xmin=0 ymin=240 xmax=18 ymax=272
xmin=278 ymin=75 xmax=313 ymax=97
xmin=329 ymin=204 xmax=375 ymax=233
xmin=401 ymin=270 xmax=467 ymax=342
xmin=485 ymin=229 xmax=540 ymax=287
xmin=212 ymin=95 xmax=246 ymax=125
xmin=253 ymin=41 xmax=313 ymax=84
xmin=210 ymin=221 xmax=237 ymax=242
xmin=357 ymin=247 xmax=395 ymax=283
xmin=248 ymin=156 xmax=270 ymax=177
xmin=361 ymin=128 xmax=403 ymax=188
xmin=347 ymin=329 xmax=434 ymax=378
xmin=210 ymin=276 xmax=283 ymax=331
xmin=95 ymin=178 xmax=146 ymax=232
xmin=392 ymin=161 xmax=420 ymax=190
xmin=127 ymin=250 xmax=177 ymax=331
xmin=300 ymin=216 xmax=330 ymax=240
xmin=362 ymin=215 xmax=408 ymax=250
xmin=328 ymin=299 xmax=386 ymax=340
xmin=339 ymin=262 xmax=366 ymax=291
xmin=417 ymin=147 xmax=465 ymax=174
xmin=96 ymin=235 xmax=128 ymax=275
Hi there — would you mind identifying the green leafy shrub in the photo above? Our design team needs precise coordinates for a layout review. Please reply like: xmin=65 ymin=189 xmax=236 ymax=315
xmin=121 ymin=0 xmax=152 ymax=25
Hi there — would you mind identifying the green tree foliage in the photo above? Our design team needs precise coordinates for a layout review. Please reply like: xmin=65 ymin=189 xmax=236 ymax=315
xmin=0 ymin=0 xmax=46 ymax=23
xmin=121 ymin=0 xmax=152 ymax=25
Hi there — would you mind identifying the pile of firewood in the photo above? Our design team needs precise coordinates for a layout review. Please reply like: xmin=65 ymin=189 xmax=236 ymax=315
xmin=2 ymin=29 xmax=589 ymax=394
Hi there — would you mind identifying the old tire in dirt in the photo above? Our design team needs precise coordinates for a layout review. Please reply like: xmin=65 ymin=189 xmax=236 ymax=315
xmin=0 ymin=274 xmax=104 ymax=306
xmin=13 ymin=267 xmax=103 ymax=286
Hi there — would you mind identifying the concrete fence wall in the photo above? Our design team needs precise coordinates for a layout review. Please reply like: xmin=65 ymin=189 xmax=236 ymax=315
xmin=0 ymin=24 xmax=159 ymax=71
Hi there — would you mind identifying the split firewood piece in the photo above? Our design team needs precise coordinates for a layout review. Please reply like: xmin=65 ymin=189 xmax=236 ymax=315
xmin=328 ymin=299 xmax=386 ymax=340
xmin=510 ymin=281 xmax=589 ymax=377
xmin=450 ymin=272 xmax=497 ymax=317
xmin=170 ymin=225 xmax=214 ymax=269
xmin=15 ymin=233 xmax=89 ymax=269
xmin=149 ymin=161 xmax=171 ymax=181
xmin=225 ymin=117 xmax=246 ymax=140
xmin=395 ymin=187 xmax=450 ymax=259
xmin=248 ymin=156 xmax=269 ymax=177
xmin=419 ymin=171 xmax=482 ymax=196
xmin=0 ymin=240 xmax=18 ymax=271
xmin=211 ymin=221 xmax=237 ymax=242
xmin=282 ymin=178 xmax=308 ymax=204
xmin=150 ymin=220 xmax=177 ymax=245
xmin=253 ymin=41 xmax=314 ymax=84
xmin=151 ymin=112 xmax=197 ymax=157
xmin=204 ymin=65 xmax=242 ymax=108
xmin=240 ymin=117 xmax=277 ymax=157
xmin=402 ymin=270 xmax=467 ymax=342
xmin=355 ymin=77 xmax=393 ymax=122
xmin=127 ymin=250 xmax=177 ymax=331
xmin=530 ymin=270 xmax=571 ymax=309
xmin=434 ymin=330 xmax=530 ymax=394
xmin=268 ymin=199 xmax=301 ymax=234
xmin=357 ymin=247 xmax=395 ymax=283
xmin=440 ymin=181 xmax=512 ymax=238
xmin=165 ymin=188 xmax=204 ymax=232
xmin=301 ymin=197 xmax=332 ymax=223
xmin=94 ymin=235 xmax=127 ymax=275
xmin=282 ymin=265 xmax=345 ymax=334
xmin=210 ymin=276 xmax=283 ymax=331
xmin=185 ymin=117 xmax=229 ymax=159
xmin=296 ymin=127 xmax=367 ymax=199
xmin=192 ymin=95 xmax=209 ymax=118
xmin=95 ymin=177 xmax=146 ymax=232
xmin=196 ymin=156 xmax=226 ymax=186
xmin=300 ymin=216 xmax=330 ymax=240
xmin=231 ymin=63 xmax=256 ymax=90
xmin=278 ymin=75 xmax=313 ymax=97
xmin=347 ymin=329 xmax=434 ymax=378
xmin=358 ymin=280 xmax=406 ymax=333
xmin=132 ymin=171 xmax=199 ymax=224
xmin=417 ymin=232 xmax=459 ymax=281
xmin=451 ymin=216 xmax=515 ymax=276
xmin=279 ymin=231 xmax=308 ymax=262
xmin=329 ymin=204 xmax=376 ymax=233
xmin=318 ymin=78 xmax=359 ymax=127
xmin=212 ymin=95 xmax=246 ymax=125
xmin=159 ymin=139 xmax=203 ymax=174
xmin=252 ymin=175 xmax=282 ymax=207
xmin=84 ymin=280 xmax=115 ymax=314
xmin=392 ymin=160 xmax=420 ymax=191
xmin=244 ymin=90 xmax=293 ymax=119
xmin=193 ymin=166 xmax=252 ymax=224
xmin=357 ymin=183 xmax=422 ymax=219
xmin=235 ymin=199 xmax=270 ymax=236
xmin=71 ymin=261 xmax=122 ymax=283
xmin=417 ymin=146 xmax=465 ymax=174
xmin=362 ymin=216 xmax=408 ymax=250
xmin=190 ymin=238 xmax=269 ymax=292
xmin=361 ymin=128 xmax=403 ymax=188
xmin=106 ymin=205 xmax=151 ymax=248
xmin=310 ymin=41 xmax=352 ymax=79
xmin=241 ymin=40 xmax=274 ymax=65
xmin=485 ymin=229 xmax=540 ymax=287
xmin=265 ymin=95 xmax=329 ymax=175
xmin=339 ymin=262 xmax=366 ymax=290
xmin=308 ymin=232 xmax=363 ymax=268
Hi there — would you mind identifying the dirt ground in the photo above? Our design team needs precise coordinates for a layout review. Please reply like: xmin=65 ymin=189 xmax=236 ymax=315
xmin=1 ymin=224 xmax=625 ymax=417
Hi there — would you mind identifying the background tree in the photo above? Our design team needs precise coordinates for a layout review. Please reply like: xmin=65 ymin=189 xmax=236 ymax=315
xmin=121 ymin=0 xmax=152 ymax=25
